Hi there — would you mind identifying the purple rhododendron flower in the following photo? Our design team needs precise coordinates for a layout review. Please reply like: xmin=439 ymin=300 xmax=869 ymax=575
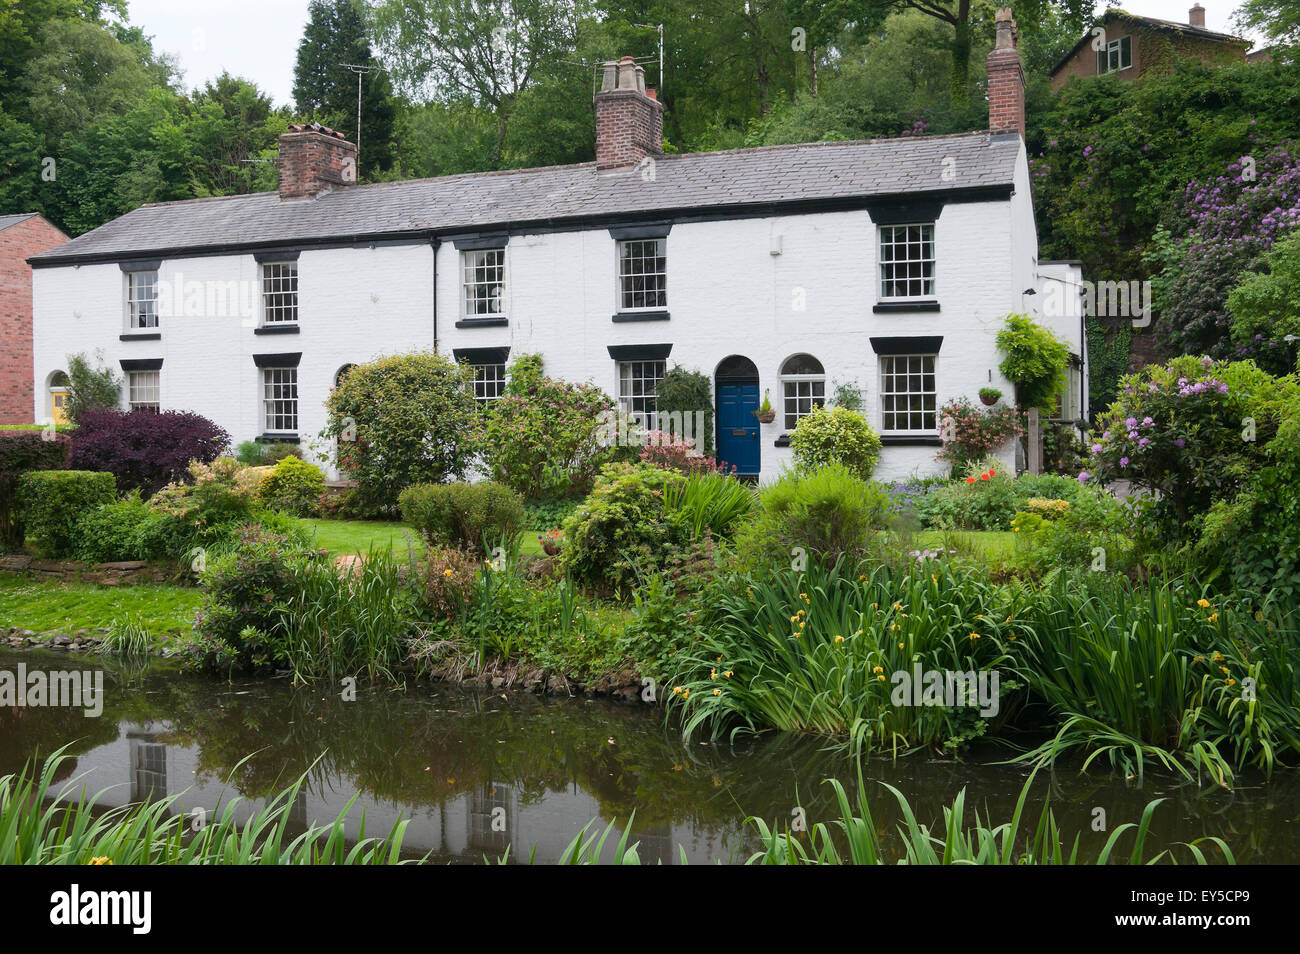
xmin=1077 ymin=471 xmax=1089 ymax=483
xmin=1120 ymin=457 xmax=1129 ymax=468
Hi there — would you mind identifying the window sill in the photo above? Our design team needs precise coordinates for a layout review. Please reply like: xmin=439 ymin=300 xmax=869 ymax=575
xmin=120 ymin=332 xmax=161 ymax=341
xmin=455 ymin=317 xmax=508 ymax=329
xmin=254 ymin=325 xmax=300 ymax=335
xmin=256 ymin=433 xmax=299 ymax=443
xmin=880 ymin=435 xmax=942 ymax=446
xmin=873 ymin=301 xmax=939 ymax=314
xmin=612 ymin=310 xmax=670 ymax=323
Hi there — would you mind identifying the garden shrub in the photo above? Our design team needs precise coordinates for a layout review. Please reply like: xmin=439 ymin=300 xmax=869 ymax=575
xmin=736 ymin=464 xmax=891 ymax=566
xmin=523 ymin=495 xmax=583 ymax=531
xmin=235 ymin=439 xmax=304 ymax=466
xmin=70 ymin=408 xmax=230 ymax=496
xmin=936 ymin=397 xmax=1023 ymax=474
xmin=1011 ymin=490 xmax=1131 ymax=575
xmin=996 ymin=314 xmax=1069 ymax=411
xmin=916 ymin=463 xmax=1093 ymax=532
xmin=323 ymin=351 xmax=480 ymax=510
xmin=504 ymin=352 xmax=544 ymax=395
xmin=17 ymin=470 xmax=116 ymax=557
xmin=419 ymin=546 xmax=481 ymax=621
xmin=146 ymin=457 xmax=270 ymax=560
xmin=480 ymin=376 xmax=618 ymax=500
xmin=1228 ymin=230 xmax=1300 ymax=352
xmin=560 ymin=463 xmax=688 ymax=589
xmin=64 ymin=352 xmax=122 ymax=424
xmin=788 ymin=404 xmax=882 ymax=480
xmin=399 ymin=481 xmax=525 ymax=557
xmin=619 ymin=573 xmax=706 ymax=681
xmin=190 ymin=526 xmax=322 ymax=673
xmin=654 ymin=366 xmax=714 ymax=455
xmin=260 ymin=456 xmax=326 ymax=515
xmin=639 ymin=430 xmax=732 ymax=475
xmin=74 ymin=494 xmax=152 ymax=563
xmin=0 ymin=429 xmax=70 ymax=550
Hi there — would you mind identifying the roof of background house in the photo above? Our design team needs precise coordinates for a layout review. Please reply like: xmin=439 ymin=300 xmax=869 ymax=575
xmin=29 ymin=131 xmax=1021 ymax=267
xmin=0 ymin=213 xmax=38 ymax=233
xmin=1050 ymin=9 xmax=1251 ymax=76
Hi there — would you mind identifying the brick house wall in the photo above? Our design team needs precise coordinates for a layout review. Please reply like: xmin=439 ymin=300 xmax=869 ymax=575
xmin=0 ymin=214 xmax=67 ymax=424
xmin=1050 ymin=13 xmax=1249 ymax=92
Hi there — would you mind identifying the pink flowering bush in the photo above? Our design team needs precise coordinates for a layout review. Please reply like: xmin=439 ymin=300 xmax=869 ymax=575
xmin=936 ymin=398 xmax=1023 ymax=474
xmin=639 ymin=430 xmax=734 ymax=475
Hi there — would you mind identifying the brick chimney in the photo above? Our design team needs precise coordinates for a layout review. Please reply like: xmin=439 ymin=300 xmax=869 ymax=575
xmin=986 ymin=8 xmax=1025 ymax=139
xmin=278 ymin=123 xmax=358 ymax=201
xmin=595 ymin=56 xmax=664 ymax=171
xmin=1189 ymin=3 xmax=1206 ymax=27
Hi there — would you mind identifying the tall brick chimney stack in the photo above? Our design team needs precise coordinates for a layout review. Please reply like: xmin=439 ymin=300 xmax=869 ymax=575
xmin=986 ymin=9 xmax=1025 ymax=140
xmin=1189 ymin=3 xmax=1206 ymax=27
xmin=595 ymin=56 xmax=664 ymax=171
xmin=278 ymin=123 xmax=358 ymax=201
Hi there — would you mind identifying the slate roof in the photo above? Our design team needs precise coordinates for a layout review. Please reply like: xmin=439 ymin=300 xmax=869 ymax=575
xmin=29 ymin=131 xmax=1020 ymax=266
xmin=0 ymin=213 xmax=37 ymax=233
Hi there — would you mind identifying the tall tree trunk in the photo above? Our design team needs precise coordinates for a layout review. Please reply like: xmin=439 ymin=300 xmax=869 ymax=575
xmin=809 ymin=44 xmax=818 ymax=95
xmin=949 ymin=0 xmax=971 ymax=105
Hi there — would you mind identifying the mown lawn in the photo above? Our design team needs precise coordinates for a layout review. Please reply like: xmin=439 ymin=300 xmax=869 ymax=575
xmin=0 ymin=573 xmax=203 ymax=636
xmin=294 ymin=519 xmax=545 ymax=556
xmin=914 ymin=529 xmax=1017 ymax=562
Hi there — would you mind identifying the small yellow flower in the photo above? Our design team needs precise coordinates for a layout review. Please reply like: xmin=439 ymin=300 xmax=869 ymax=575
xmin=1207 ymin=613 xmax=1219 ymax=623
xmin=711 ymin=668 xmax=717 ymax=678
xmin=898 ymin=642 xmax=905 ymax=649
xmin=892 ymin=602 xmax=904 ymax=611
xmin=969 ymin=632 xmax=980 ymax=640
xmin=890 ymin=623 xmax=898 ymax=632
xmin=681 ymin=689 xmax=690 ymax=699
xmin=876 ymin=674 xmax=886 ymax=682
xmin=443 ymin=568 xmax=454 ymax=578
xmin=790 ymin=615 xmax=798 ymax=623
xmin=1225 ymin=678 xmax=1236 ymax=686
xmin=1005 ymin=616 xmax=1012 ymax=623
xmin=723 ymin=670 xmax=733 ymax=678
xmin=1008 ymin=635 xmax=1016 ymax=642
xmin=1212 ymin=652 xmax=1224 ymax=662
xmin=672 ymin=686 xmax=683 ymax=695
xmin=1219 ymin=666 xmax=1230 ymax=675
xmin=975 ymin=614 xmax=983 ymax=620
xmin=1197 ymin=599 xmax=1211 ymax=608
xmin=712 ymin=688 xmax=721 ymax=696
xmin=88 ymin=857 xmax=113 ymax=866
xmin=872 ymin=666 xmax=884 ymax=674
xmin=834 ymin=634 xmax=845 ymax=644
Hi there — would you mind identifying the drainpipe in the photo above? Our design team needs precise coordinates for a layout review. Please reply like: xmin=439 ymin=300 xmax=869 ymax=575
xmin=431 ymin=236 xmax=441 ymax=353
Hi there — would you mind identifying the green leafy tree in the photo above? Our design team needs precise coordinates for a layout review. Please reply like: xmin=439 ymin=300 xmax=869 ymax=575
xmin=1234 ymin=0 xmax=1300 ymax=51
xmin=1228 ymin=230 xmax=1300 ymax=354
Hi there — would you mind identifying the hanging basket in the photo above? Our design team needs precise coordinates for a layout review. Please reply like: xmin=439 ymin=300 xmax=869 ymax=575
xmin=754 ymin=408 xmax=776 ymax=424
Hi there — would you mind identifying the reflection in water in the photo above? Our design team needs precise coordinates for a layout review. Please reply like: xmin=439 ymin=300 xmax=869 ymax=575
xmin=2 ymin=648 xmax=1299 ymax=863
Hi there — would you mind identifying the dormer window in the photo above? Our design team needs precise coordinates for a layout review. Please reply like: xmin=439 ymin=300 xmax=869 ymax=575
xmin=879 ymin=224 xmax=935 ymax=300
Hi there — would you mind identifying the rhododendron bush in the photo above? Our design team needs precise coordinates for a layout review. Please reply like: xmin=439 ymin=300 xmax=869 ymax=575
xmin=1084 ymin=356 xmax=1300 ymax=595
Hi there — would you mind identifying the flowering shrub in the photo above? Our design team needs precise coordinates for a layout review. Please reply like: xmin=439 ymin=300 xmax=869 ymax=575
xmin=937 ymin=398 xmax=1023 ymax=473
xmin=70 ymin=408 xmax=229 ymax=497
xmin=639 ymin=430 xmax=733 ymax=475
xmin=480 ymin=377 xmax=618 ymax=500
xmin=788 ymin=405 xmax=882 ymax=480
xmin=1084 ymin=357 xmax=1269 ymax=529
xmin=1024 ymin=498 xmax=1070 ymax=520
xmin=146 ymin=457 xmax=268 ymax=556
xmin=1152 ymin=143 xmax=1300 ymax=358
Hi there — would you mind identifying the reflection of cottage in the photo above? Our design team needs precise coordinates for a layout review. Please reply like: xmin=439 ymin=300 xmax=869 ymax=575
xmin=0 ymin=213 xmax=66 ymax=424
xmin=1051 ymin=5 xmax=1253 ymax=92
xmin=30 ymin=10 xmax=1083 ymax=482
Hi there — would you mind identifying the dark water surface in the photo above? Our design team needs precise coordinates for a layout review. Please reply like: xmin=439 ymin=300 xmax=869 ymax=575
xmin=3 ymin=648 xmax=1298 ymax=863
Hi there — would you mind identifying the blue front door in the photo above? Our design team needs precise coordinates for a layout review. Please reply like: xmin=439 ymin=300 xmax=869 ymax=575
xmin=717 ymin=382 xmax=760 ymax=476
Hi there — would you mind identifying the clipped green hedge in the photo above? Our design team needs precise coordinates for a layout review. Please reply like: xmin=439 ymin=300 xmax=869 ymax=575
xmin=17 ymin=470 xmax=116 ymax=557
xmin=399 ymin=481 xmax=525 ymax=557
xmin=0 ymin=431 xmax=71 ymax=550
xmin=260 ymin=456 xmax=326 ymax=515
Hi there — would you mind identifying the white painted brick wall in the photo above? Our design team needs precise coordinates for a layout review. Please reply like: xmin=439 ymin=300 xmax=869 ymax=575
xmin=33 ymin=144 xmax=1073 ymax=486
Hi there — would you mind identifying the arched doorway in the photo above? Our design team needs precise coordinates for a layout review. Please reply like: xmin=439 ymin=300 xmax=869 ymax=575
xmin=714 ymin=355 xmax=760 ymax=477
xmin=47 ymin=371 xmax=70 ymax=427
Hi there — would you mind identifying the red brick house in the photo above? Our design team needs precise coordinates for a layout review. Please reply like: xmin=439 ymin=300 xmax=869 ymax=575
xmin=1 ymin=213 xmax=67 ymax=424
xmin=1050 ymin=5 xmax=1251 ymax=92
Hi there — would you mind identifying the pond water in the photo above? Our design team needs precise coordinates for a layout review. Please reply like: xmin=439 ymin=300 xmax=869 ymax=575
xmin=3 ymin=647 xmax=1298 ymax=864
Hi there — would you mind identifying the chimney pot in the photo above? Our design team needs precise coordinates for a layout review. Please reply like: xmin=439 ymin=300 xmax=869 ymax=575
xmin=595 ymin=56 xmax=664 ymax=170
xmin=986 ymin=8 xmax=1025 ymax=140
xmin=1189 ymin=3 xmax=1206 ymax=27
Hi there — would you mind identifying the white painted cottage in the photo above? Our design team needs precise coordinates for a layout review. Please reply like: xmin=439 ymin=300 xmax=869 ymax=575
xmin=28 ymin=10 xmax=1084 ymax=483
